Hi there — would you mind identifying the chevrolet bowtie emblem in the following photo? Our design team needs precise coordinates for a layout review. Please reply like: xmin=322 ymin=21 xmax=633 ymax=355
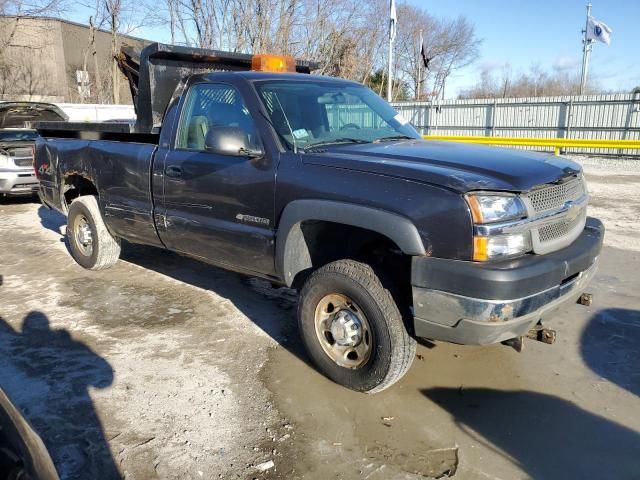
xmin=565 ymin=201 xmax=581 ymax=221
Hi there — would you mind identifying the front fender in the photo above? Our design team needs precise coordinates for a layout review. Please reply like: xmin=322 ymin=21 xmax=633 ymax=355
xmin=275 ymin=199 xmax=426 ymax=286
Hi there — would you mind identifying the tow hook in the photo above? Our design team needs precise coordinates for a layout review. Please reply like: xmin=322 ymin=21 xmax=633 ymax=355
xmin=526 ymin=324 xmax=556 ymax=344
xmin=577 ymin=292 xmax=593 ymax=306
xmin=503 ymin=323 xmax=557 ymax=352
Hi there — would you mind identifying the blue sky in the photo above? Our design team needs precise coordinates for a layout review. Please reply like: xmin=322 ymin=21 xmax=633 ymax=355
xmin=409 ymin=0 xmax=640 ymax=97
xmin=67 ymin=0 xmax=639 ymax=98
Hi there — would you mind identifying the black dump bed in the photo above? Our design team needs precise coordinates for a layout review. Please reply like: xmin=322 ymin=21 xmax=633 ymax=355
xmin=33 ymin=42 xmax=316 ymax=141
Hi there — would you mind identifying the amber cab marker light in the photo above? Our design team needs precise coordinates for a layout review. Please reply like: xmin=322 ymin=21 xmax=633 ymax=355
xmin=251 ymin=54 xmax=296 ymax=73
xmin=473 ymin=236 xmax=489 ymax=262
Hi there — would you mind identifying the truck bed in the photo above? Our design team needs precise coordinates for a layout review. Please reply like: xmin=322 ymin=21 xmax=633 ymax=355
xmin=31 ymin=121 xmax=159 ymax=143
xmin=37 ymin=136 xmax=162 ymax=247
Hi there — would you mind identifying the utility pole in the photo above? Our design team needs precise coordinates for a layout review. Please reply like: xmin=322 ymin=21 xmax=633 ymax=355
xmin=579 ymin=3 xmax=593 ymax=95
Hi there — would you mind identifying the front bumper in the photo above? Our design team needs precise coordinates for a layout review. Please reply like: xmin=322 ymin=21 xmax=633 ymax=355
xmin=0 ymin=169 xmax=38 ymax=196
xmin=411 ymin=217 xmax=604 ymax=345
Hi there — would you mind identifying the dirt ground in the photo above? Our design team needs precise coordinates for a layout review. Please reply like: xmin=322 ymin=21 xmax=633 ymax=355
xmin=1 ymin=157 xmax=639 ymax=480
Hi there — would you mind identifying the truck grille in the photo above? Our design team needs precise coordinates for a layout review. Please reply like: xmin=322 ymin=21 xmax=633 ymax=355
xmin=538 ymin=211 xmax=585 ymax=243
xmin=14 ymin=158 xmax=33 ymax=167
xmin=528 ymin=176 xmax=586 ymax=213
xmin=5 ymin=147 xmax=33 ymax=167
xmin=9 ymin=147 xmax=32 ymax=157
xmin=525 ymin=175 xmax=588 ymax=254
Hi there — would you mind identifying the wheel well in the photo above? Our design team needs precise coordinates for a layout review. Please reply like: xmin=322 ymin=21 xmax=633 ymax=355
xmin=288 ymin=221 xmax=411 ymax=294
xmin=63 ymin=175 xmax=98 ymax=210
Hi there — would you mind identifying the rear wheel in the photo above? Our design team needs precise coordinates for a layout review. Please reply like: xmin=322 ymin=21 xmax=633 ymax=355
xmin=298 ymin=259 xmax=416 ymax=393
xmin=67 ymin=195 xmax=120 ymax=270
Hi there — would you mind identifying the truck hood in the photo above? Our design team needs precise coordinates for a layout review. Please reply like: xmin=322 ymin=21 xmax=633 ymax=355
xmin=303 ymin=139 xmax=582 ymax=193
xmin=0 ymin=102 xmax=67 ymax=129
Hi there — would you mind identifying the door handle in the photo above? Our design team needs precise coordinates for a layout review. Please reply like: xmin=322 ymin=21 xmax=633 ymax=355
xmin=165 ymin=165 xmax=183 ymax=178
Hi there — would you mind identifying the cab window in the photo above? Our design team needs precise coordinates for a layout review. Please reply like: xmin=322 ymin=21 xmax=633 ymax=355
xmin=176 ymin=83 xmax=258 ymax=151
xmin=255 ymin=80 xmax=420 ymax=150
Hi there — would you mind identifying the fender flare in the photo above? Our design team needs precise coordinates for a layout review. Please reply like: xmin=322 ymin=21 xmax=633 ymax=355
xmin=276 ymin=199 xmax=426 ymax=286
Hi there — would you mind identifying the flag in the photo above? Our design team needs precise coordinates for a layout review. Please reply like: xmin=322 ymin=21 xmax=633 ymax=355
xmin=420 ymin=43 xmax=430 ymax=69
xmin=586 ymin=16 xmax=612 ymax=45
xmin=389 ymin=0 xmax=397 ymax=43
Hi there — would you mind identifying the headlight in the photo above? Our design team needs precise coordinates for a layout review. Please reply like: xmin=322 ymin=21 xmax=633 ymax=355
xmin=473 ymin=232 xmax=532 ymax=261
xmin=466 ymin=192 xmax=531 ymax=261
xmin=0 ymin=154 xmax=10 ymax=168
xmin=465 ymin=193 xmax=527 ymax=224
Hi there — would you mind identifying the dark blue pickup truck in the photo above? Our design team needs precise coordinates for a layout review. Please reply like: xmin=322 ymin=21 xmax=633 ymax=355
xmin=34 ymin=43 xmax=603 ymax=393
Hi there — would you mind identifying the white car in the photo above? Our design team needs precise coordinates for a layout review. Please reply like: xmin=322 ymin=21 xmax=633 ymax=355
xmin=0 ymin=102 xmax=67 ymax=197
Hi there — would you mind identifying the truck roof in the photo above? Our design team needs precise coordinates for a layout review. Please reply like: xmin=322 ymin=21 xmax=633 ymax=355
xmin=179 ymin=70 xmax=361 ymax=87
xmin=230 ymin=71 xmax=360 ymax=84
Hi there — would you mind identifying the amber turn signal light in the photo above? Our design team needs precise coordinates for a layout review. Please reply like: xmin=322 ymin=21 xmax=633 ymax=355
xmin=473 ymin=236 xmax=489 ymax=262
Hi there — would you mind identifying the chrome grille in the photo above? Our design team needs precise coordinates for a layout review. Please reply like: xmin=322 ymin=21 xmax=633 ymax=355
xmin=524 ymin=175 xmax=588 ymax=254
xmin=538 ymin=210 xmax=585 ymax=243
xmin=528 ymin=177 xmax=585 ymax=213
xmin=9 ymin=148 xmax=32 ymax=157
xmin=14 ymin=158 xmax=33 ymax=167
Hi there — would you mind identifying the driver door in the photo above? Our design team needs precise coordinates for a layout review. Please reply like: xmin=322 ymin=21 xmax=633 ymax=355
xmin=158 ymin=82 xmax=276 ymax=275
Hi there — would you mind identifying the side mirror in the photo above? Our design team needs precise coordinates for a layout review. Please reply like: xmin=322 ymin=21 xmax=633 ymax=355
xmin=204 ymin=126 xmax=263 ymax=158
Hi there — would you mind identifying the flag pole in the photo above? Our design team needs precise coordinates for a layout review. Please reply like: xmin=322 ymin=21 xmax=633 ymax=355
xmin=579 ymin=3 xmax=593 ymax=95
xmin=387 ymin=34 xmax=394 ymax=101
xmin=387 ymin=0 xmax=396 ymax=102
xmin=417 ymin=29 xmax=423 ymax=101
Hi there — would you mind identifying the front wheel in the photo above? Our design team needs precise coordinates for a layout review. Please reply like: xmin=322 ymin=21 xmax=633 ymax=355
xmin=67 ymin=195 xmax=121 ymax=270
xmin=298 ymin=260 xmax=416 ymax=393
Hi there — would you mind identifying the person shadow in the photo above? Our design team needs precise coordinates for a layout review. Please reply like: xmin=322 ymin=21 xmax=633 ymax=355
xmin=581 ymin=308 xmax=640 ymax=398
xmin=0 ymin=311 xmax=119 ymax=479
xmin=423 ymin=387 xmax=640 ymax=479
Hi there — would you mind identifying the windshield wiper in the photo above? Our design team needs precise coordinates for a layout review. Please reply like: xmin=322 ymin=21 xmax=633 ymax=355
xmin=303 ymin=138 xmax=370 ymax=151
xmin=373 ymin=135 xmax=415 ymax=143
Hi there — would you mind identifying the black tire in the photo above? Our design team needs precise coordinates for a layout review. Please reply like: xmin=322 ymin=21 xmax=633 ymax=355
xmin=67 ymin=195 xmax=120 ymax=270
xmin=298 ymin=260 xmax=416 ymax=393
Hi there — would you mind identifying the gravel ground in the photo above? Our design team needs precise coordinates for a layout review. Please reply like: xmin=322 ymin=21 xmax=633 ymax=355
xmin=570 ymin=156 xmax=640 ymax=253
xmin=0 ymin=154 xmax=639 ymax=479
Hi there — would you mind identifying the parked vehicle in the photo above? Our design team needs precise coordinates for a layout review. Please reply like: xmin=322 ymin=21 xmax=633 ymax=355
xmin=0 ymin=388 xmax=58 ymax=480
xmin=34 ymin=43 xmax=603 ymax=393
xmin=0 ymin=102 xmax=67 ymax=197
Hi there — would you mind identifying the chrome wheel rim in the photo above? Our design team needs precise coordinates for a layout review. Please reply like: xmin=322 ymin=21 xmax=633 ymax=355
xmin=314 ymin=293 xmax=372 ymax=369
xmin=73 ymin=214 xmax=93 ymax=257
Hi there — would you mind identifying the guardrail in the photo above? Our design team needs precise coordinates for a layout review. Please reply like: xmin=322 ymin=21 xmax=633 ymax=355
xmin=423 ymin=135 xmax=640 ymax=156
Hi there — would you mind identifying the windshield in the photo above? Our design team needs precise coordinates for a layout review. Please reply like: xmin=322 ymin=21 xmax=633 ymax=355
xmin=0 ymin=130 xmax=38 ymax=142
xmin=254 ymin=80 xmax=420 ymax=150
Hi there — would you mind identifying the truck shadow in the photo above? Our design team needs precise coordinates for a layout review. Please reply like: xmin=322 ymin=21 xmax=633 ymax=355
xmin=0 ymin=311 xmax=119 ymax=479
xmin=580 ymin=308 xmax=640 ymax=398
xmin=37 ymin=205 xmax=66 ymax=237
xmin=423 ymin=387 xmax=640 ymax=479
xmin=119 ymin=242 xmax=310 ymax=366
xmin=35 ymin=206 xmax=310 ymax=366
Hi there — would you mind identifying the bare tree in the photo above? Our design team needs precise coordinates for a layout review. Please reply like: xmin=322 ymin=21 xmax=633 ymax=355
xmin=100 ymin=0 xmax=159 ymax=103
xmin=154 ymin=0 xmax=477 ymax=100
xmin=0 ymin=0 xmax=66 ymax=50
xmin=0 ymin=0 xmax=66 ymax=101
xmin=459 ymin=63 xmax=603 ymax=99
